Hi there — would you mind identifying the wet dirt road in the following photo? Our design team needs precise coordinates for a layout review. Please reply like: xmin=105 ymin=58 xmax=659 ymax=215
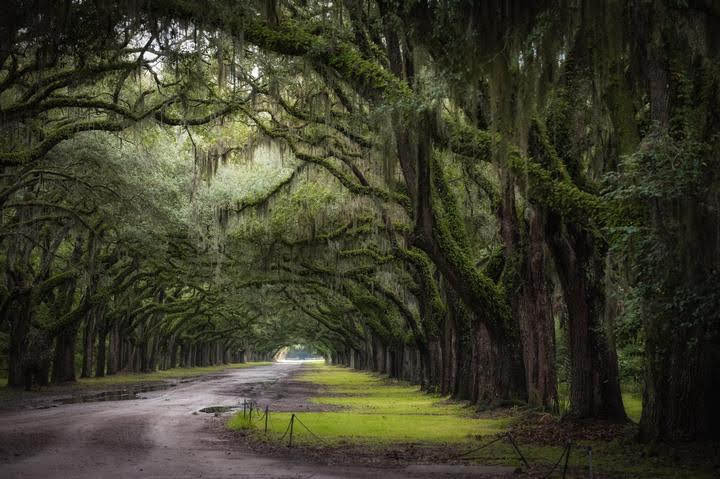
xmin=0 ymin=362 xmax=514 ymax=478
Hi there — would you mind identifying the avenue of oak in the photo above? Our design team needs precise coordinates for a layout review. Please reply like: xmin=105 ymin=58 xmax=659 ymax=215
xmin=0 ymin=362 xmax=514 ymax=478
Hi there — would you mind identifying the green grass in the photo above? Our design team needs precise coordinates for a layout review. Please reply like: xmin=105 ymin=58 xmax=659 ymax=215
xmin=230 ymin=364 xmax=508 ymax=444
xmin=623 ymin=391 xmax=642 ymax=422
xmin=256 ymin=411 xmax=506 ymax=443
xmin=0 ymin=362 xmax=273 ymax=399
xmin=304 ymin=368 xmax=471 ymax=415
xmin=229 ymin=365 xmax=717 ymax=478
xmin=559 ymin=382 xmax=644 ymax=422
xmin=227 ymin=413 xmax=258 ymax=431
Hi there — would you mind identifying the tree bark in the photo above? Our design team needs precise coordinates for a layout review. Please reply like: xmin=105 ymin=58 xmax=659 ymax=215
xmin=52 ymin=326 xmax=78 ymax=383
xmin=516 ymin=206 xmax=558 ymax=409
xmin=80 ymin=311 xmax=96 ymax=378
xmin=96 ymin=322 xmax=108 ymax=377
xmin=6 ymin=298 xmax=31 ymax=388
xmin=548 ymin=221 xmax=626 ymax=420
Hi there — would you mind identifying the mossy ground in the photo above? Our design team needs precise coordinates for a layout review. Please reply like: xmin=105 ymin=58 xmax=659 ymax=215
xmin=229 ymin=364 xmax=507 ymax=443
xmin=622 ymin=392 xmax=642 ymax=423
xmin=229 ymin=364 xmax=717 ymax=478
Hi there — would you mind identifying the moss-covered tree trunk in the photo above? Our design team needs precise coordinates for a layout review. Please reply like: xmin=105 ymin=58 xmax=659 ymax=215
xmin=636 ymin=6 xmax=720 ymax=439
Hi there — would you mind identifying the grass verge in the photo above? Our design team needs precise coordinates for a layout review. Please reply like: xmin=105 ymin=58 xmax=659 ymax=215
xmin=230 ymin=364 xmax=507 ymax=444
xmin=229 ymin=364 xmax=718 ymax=478
xmin=0 ymin=361 xmax=273 ymax=401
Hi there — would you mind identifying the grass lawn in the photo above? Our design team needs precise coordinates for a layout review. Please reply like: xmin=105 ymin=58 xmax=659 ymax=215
xmin=0 ymin=361 xmax=272 ymax=400
xmin=229 ymin=364 xmax=508 ymax=444
xmin=229 ymin=364 xmax=717 ymax=478
xmin=623 ymin=392 xmax=642 ymax=422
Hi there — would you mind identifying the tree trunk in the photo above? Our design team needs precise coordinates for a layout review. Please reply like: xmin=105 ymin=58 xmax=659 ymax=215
xmin=472 ymin=321 xmax=526 ymax=405
xmin=6 ymin=299 xmax=31 ymax=388
xmin=96 ymin=324 xmax=108 ymax=377
xmin=499 ymin=166 xmax=558 ymax=409
xmin=516 ymin=206 xmax=558 ymax=409
xmin=80 ymin=312 xmax=96 ymax=378
xmin=169 ymin=341 xmax=179 ymax=369
xmin=548 ymin=222 xmax=625 ymax=420
xmin=52 ymin=326 xmax=78 ymax=384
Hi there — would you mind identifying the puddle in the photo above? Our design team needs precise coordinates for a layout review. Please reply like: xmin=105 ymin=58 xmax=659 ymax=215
xmin=198 ymin=406 xmax=236 ymax=414
xmin=53 ymin=382 xmax=177 ymax=405
xmin=56 ymin=391 xmax=143 ymax=404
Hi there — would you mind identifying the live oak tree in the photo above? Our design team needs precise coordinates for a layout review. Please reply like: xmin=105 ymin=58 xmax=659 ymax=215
xmin=1 ymin=0 xmax=718 ymax=444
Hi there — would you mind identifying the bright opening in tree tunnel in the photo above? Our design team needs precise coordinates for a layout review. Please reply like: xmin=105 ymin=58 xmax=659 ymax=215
xmin=283 ymin=344 xmax=324 ymax=361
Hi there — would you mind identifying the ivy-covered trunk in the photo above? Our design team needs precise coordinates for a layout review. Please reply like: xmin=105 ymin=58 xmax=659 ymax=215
xmin=639 ymin=176 xmax=720 ymax=441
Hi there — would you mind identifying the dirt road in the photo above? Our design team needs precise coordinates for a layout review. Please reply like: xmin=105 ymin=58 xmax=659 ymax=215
xmin=0 ymin=362 xmax=514 ymax=478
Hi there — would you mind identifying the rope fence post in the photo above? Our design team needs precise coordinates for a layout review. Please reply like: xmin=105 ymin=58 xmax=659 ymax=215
xmin=264 ymin=405 xmax=269 ymax=434
xmin=294 ymin=414 xmax=326 ymax=443
xmin=587 ymin=446 xmax=593 ymax=479
xmin=562 ymin=441 xmax=572 ymax=479
xmin=507 ymin=433 xmax=530 ymax=469
xmin=242 ymin=399 xmax=247 ymax=419
xmin=288 ymin=414 xmax=295 ymax=447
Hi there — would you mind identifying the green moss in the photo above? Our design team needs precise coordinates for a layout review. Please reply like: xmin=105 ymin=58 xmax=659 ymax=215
xmin=431 ymin=152 xmax=471 ymax=253
xmin=396 ymin=246 xmax=446 ymax=335
xmin=241 ymin=17 xmax=411 ymax=101
xmin=444 ymin=118 xmax=499 ymax=162
xmin=430 ymin=205 xmax=510 ymax=329
xmin=508 ymin=150 xmax=605 ymax=231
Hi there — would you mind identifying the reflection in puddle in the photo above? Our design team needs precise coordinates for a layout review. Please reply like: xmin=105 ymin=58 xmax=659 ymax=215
xmin=54 ymin=383 xmax=176 ymax=405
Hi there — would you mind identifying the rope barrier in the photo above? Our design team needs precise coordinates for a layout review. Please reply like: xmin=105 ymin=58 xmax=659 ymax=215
xmin=293 ymin=414 xmax=326 ymax=443
xmin=451 ymin=432 xmax=528 ymax=469
xmin=253 ymin=410 xmax=267 ymax=423
xmin=542 ymin=441 xmax=572 ymax=479
xmin=237 ymin=401 xmax=587 ymax=476
xmin=562 ymin=442 xmax=571 ymax=478
xmin=449 ymin=434 xmax=507 ymax=459
xmin=506 ymin=433 xmax=530 ymax=468
xmin=277 ymin=415 xmax=292 ymax=441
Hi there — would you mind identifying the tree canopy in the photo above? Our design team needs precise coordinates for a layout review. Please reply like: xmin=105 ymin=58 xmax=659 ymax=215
xmin=1 ymin=0 xmax=719 ymax=443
